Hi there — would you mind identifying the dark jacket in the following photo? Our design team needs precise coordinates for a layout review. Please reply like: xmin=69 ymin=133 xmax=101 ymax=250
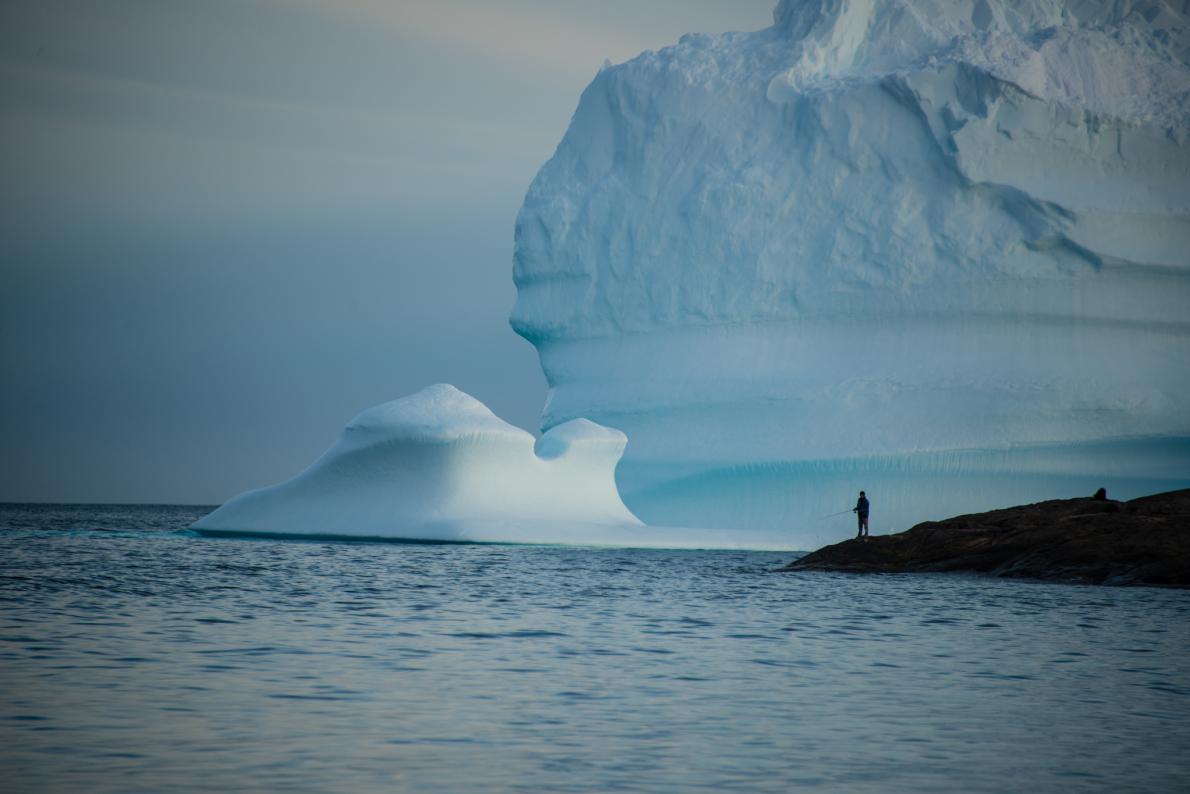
xmin=855 ymin=496 xmax=869 ymax=517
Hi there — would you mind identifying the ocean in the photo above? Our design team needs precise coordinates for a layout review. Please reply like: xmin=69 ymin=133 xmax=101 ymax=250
xmin=2 ymin=503 xmax=1188 ymax=792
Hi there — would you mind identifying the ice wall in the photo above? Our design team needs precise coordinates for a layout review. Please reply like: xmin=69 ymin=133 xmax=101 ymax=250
xmin=512 ymin=0 xmax=1190 ymax=547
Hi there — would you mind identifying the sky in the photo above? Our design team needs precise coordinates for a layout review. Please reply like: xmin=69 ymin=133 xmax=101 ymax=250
xmin=0 ymin=0 xmax=776 ymax=504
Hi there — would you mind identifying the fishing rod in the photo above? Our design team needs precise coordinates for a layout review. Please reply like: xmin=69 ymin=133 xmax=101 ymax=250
xmin=819 ymin=509 xmax=853 ymax=519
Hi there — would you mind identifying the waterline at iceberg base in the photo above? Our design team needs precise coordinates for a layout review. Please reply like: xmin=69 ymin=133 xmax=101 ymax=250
xmin=512 ymin=0 xmax=1190 ymax=538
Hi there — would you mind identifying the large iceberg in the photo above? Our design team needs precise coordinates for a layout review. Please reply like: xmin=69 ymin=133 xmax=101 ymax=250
xmin=512 ymin=0 xmax=1190 ymax=546
xmin=192 ymin=385 xmax=775 ymax=548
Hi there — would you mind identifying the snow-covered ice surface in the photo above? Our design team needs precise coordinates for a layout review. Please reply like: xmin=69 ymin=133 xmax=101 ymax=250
xmin=192 ymin=385 xmax=778 ymax=548
xmin=513 ymin=0 xmax=1190 ymax=548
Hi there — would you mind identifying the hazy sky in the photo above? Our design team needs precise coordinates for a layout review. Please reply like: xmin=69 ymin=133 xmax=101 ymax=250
xmin=1 ymin=0 xmax=776 ymax=503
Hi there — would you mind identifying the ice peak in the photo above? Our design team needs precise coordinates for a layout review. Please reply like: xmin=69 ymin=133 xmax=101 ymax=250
xmin=534 ymin=419 xmax=628 ymax=461
xmin=345 ymin=383 xmax=526 ymax=443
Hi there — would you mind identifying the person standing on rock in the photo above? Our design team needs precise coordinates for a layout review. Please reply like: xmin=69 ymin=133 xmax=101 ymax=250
xmin=854 ymin=491 xmax=870 ymax=540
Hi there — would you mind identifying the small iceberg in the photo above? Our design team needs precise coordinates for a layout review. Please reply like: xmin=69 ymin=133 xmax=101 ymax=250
xmin=192 ymin=384 xmax=655 ymax=545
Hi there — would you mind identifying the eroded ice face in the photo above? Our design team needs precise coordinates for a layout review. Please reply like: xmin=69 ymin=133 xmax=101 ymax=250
xmin=511 ymin=0 xmax=1190 ymax=544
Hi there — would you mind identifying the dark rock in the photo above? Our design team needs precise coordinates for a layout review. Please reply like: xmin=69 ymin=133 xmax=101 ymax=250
xmin=783 ymin=489 xmax=1190 ymax=586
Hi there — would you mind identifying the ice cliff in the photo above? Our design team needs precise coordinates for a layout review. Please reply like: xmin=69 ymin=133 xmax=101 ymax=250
xmin=512 ymin=0 xmax=1190 ymax=546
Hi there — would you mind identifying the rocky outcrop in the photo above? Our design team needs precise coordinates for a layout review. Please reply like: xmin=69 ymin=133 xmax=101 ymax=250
xmin=783 ymin=490 xmax=1190 ymax=586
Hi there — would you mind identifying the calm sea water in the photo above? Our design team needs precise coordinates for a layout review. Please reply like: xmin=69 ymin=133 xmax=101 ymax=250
xmin=2 ymin=504 xmax=1188 ymax=793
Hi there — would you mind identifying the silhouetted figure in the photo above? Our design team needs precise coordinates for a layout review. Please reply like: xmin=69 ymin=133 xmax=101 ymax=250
xmin=854 ymin=491 xmax=870 ymax=540
xmin=1093 ymin=487 xmax=1107 ymax=501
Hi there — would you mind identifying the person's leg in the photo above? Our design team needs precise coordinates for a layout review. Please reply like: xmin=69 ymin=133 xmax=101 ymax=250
xmin=856 ymin=514 xmax=863 ymax=539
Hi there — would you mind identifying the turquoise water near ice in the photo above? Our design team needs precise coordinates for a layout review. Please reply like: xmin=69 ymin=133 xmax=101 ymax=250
xmin=2 ymin=504 xmax=1189 ymax=792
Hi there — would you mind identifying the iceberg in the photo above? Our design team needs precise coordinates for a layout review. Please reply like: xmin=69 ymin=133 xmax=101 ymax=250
xmin=193 ymin=384 xmax=637 ymax=543
xmin=512 ymin=0 xmax=1190 ymax=547
xmin=192 ymin=385 xmax=776 ymax=548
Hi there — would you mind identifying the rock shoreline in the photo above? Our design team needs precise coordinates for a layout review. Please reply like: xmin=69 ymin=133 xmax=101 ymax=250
xmin=783 ymin=489 xmax=1190 ymax=587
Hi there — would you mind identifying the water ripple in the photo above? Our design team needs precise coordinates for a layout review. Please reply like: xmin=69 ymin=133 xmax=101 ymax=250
xmin=1 ymin=503 xmax=1188 ymax=793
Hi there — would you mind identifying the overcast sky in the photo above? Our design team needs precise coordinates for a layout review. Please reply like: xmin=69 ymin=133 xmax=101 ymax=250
xmin=0 ymin=0 xmax=775 ymax=503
